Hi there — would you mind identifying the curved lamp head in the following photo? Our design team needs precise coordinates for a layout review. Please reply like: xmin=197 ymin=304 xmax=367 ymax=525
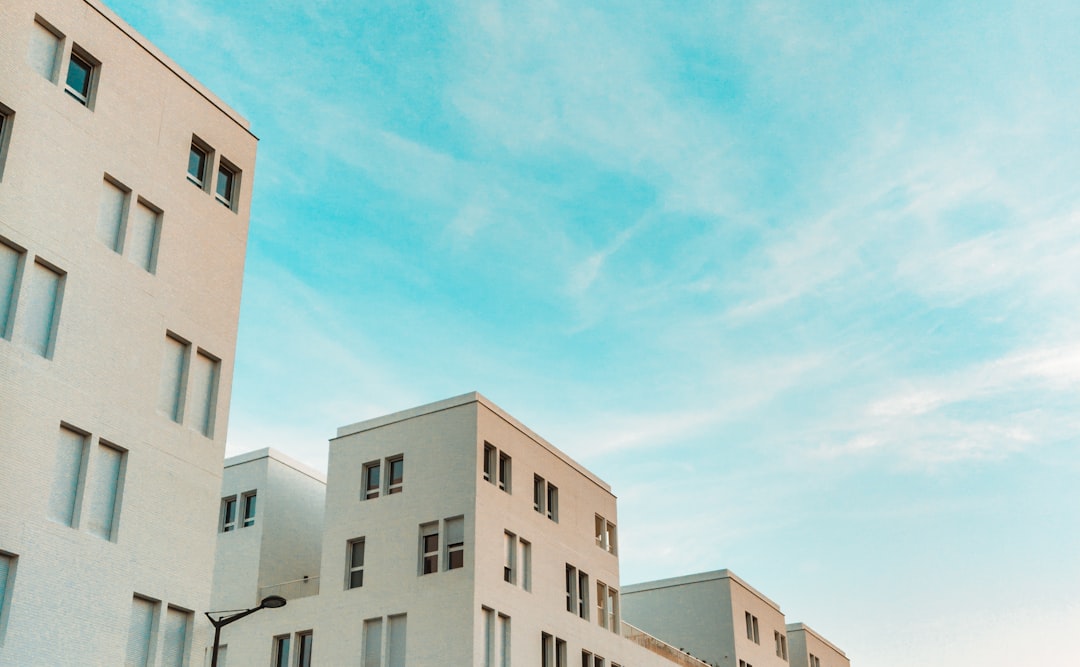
xmin=260 ymin=595 xmax=287 ymax=609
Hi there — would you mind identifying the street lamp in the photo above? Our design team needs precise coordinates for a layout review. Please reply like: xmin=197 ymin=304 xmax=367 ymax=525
xmin=206 ymin=595 xmax=287 ymax=667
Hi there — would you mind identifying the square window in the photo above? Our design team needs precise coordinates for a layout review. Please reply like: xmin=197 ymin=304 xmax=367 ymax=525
xmin=215 ymin=160 xmax=238 ymax=209
xmin=64 ymin=48 xmax=97 ymax=107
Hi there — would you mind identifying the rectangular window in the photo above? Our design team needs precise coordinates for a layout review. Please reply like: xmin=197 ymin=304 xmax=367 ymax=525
xmin=504 ymin=531 xmax=516 ymax=584
xmin=157 ymin=333 xmax=189 ymax=422
xmin=126 ymin=595 xmax=156 ymax=667
xmin=19 ymin=259 xmax=64 ymax=358
xmin=64 ymin=47 xmax=97 ymax=107
xmin=420 ymin=523 xmax=438 ymax=575
xmin=161 ymin=606 xmax=190 ymax=667
xmin=607 ymin=587 xmax=619 ymax=632
xmin=606 ymin=522 xmax=617 ymax=555
xmin=753 ymin=615 xmax=760 ymax=643
xmin=594 ymin=515 xmax=617 ymax=553
xmin=498 ymin=451 xmax=511 ymax=492
xmin=498 ymin=613 xmax=510 ymax=667
xmin=546 ymin=484 xmax=559 ymax=522
xmin=386 ymin=456 xmax=404 ymax=494
xmin=363 ymin=618 xmax=382 ymax=667
xmin=128 ymin=199 xmax=161 ymax=273
xmin=86 ymin=441 xmax=124 ymax=541
xmin=595 ymin=657 xmax=605 ymax=667
xmin=582 ymin=651 xmax=592 ymax=667
xmin=483 ymin=607 xmax=495 ymax=667
xmin=347 ymin=538 xmax=365 ymax=589
xmin=96 ymin=176 xmax=128 ymax=252
xmin=565 ymin=565 xmax=576 ymax=613
xmin=446 ymin=516 xmax=464 ymax=570
xmin=220 ymin=497 xmax=237 ymax=532
xmin=596 ymin=581 xmax=607 ymax=629
xmin=533 ymin=475 xmax=545 ymax=514
xmin=0 ymin=552 xmax=17 ymax=644
xmin=272 ymin=635 xmax=290 ymax=667
xmin=542 ymin=633 xmax=553 ymax=667
xmin=387 ymin=614 xmax=406 ymax=667
xmin=577 ymin=571 xmax=589 ymax=620
xmin=483 ymin=443 xmax=496 ymax=483
xmin=48 ymin=425 xmax=88 ymax=527
xmin=0 ymin=103 xmax=11 ymax=181
xmin=189 ymin=349 xmax=219 ymax=436
xmin=556 ymin=639 xmax=567 ymax=667
xmin=746 ymin=612 xmax=754 ymax=640
xmin=364 ymin=461 xmax=381 ymax=500
xmin=241 ymin=491 xmax=257 ymax=527
xmin=297 ymin=632 xmax=313 ymax=667
xmin=810 ymin=654 xmax=820 ymax=667
xmin=215 ymin=159 xmax=239 ymax=209
xmin=0 ymin=238 xmax=23 ymax=339
xmin=29 ymin=18 xmax=62 ymax=81
xmin=187 ymin=138 xmax=210 ymax=188
xmin=520 ymin=539 xmax=532 ymax=591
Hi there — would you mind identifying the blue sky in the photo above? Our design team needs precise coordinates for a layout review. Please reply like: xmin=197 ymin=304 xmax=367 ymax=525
xmin=108 ymin=1 xmax=1079 ymax=664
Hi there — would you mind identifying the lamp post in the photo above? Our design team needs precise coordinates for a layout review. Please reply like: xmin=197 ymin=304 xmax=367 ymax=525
xmin=205 ymin=595 xmax=287 ymax=667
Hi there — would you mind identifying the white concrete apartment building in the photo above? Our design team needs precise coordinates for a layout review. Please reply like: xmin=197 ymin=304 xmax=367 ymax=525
xmin=620 ymin=572 xmax=849 ymax=667
xmin=210 ymin=393 xmax=714 ymax=667
xmin=0 ymin=0 xmax=256 ymax=664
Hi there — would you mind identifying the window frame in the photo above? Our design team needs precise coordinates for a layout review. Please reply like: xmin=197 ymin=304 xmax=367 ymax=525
xmin=220 ymin=496 xmax=237 ymax=532
xmin=483 ymin=443 xmax=496 ymax=483
xmin=347 ymin=538 xmax=366 ymax=589
xmin=296 ymin=631 xmax=313 ymax=667
xmin=446 ymin=516 xmax=465 ymax=570
xmin=498 ymin=451 xmax=511 ymax=492
xmin=187 ymin=140 xmax=210 ymax=188
xmin=272 ymin=634 xmax=290 ymax=667
xmin=533 ymin=475 xmax=545 ymax=514
xmin=386 ymin=455 xmax=404 ymax=494
xmin=363 ymin=460 xmax=381 ymax=500
xmin=0 ymin=102 xmax=13 ymax=182
xmin=420 ymin=523 xmax=439 ymax=575
xmin=241 ymin=491 xmax=257 ymax=527
xmin=64 ymin=45 xmax=99 ymax=108
xmin=546 ymin=483 xmax=559 ymax=522
xmin=214 ymin=158 xmax=240 ymax=210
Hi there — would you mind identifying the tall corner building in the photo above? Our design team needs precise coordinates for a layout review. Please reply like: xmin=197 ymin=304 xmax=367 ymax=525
xmin=0 ymin=0 xmax=256 ymax=664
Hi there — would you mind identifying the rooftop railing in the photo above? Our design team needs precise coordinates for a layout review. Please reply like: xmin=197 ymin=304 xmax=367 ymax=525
xmin=621 ymin=621 xmax=714 ymax=667
xmin=258 ymin=576 xmax=320 ymax=601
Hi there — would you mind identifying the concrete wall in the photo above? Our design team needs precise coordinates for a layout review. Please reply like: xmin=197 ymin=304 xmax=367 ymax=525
xmin=786 ymin=624 xmax=849 ymax=667
xmin=0 ymin=0 xmax=255 ymax=664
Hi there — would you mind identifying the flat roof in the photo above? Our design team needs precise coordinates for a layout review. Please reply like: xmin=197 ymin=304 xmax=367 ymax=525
xmin=334 ymin=391 xmax=612 ymax=492
xmin=622 ymin=569 xmax=783 ymax=614
xmin=224 ymin=447 xmax=327 ymax=484
xmin=785 ymin=622 xmax=847 ymax=657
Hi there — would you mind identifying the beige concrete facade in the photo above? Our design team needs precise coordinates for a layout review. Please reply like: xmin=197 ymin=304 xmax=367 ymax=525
xmin=0 ymin=0 xmax=255 ymax=664
xmin=212 ymin=393 xmax=713 ymax=667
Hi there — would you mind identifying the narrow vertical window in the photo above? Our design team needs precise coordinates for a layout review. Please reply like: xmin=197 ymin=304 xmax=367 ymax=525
xmin=161 ymin=606 xmax=190 ymax=667
xmin=596 ymin=581 xmax=607 ymax=629
xmin=86 ymin=441 xmax=124 ymax=541
xmin=347 ymin=538 xmax=365 ymax=589
xmin=533 ymin=475 xmax=545 ymax=514
xmin=520 ymin=539 xmax=532 ymax=591
xmin=128 ymin=199 xmax=161 ymax=273
xmin=272 ymin=635 xmax=290 ymax=667
xmin=746 ymin=612 xmax=754 ymax=640
xmin=0 ymin=239 xmax=22 ymax=339
xmin=542 ymin=633 xmax=553 ymax=667
xmin=28 ymin=18 xmax=62 ymax=81
xmin=189 ymin=349 xmax=219 ymax=436
xmin=606 ymin=521 xmax=617 ymax=555
xmin=503 ymin=532 xmax=516 ymax=584
xmin=546 ymin=484 xmax=559 ymax=522
xmin=297 ymin=632 xmax=313 ymax=667
xmin=582 ymin=651 xmax=592 ymax=667
xmin=241 ymin=492 xmax=257 ymax=527
xmin=96 ymin=177 xmax=128 ymax=252
xmin=0 ymin=103 xmax=12 ymax=181
xmin=483 ymin=607 xmax=495 ymax=667
xmin=565 ymin=565 xmax=576 ymax=613
xmin=48 ymin=425 xmax=87 ymax=527
xmin=556 ymin=639 xmax=567 ymax=667
xmin=446 ymin=516 xmax=464 ymax=570
xmin=126 ymin=596 xmax=156 ymax=667
xmin=420 ymin=523 xmax=438 ymax=575
xmin=363 ymin=618 xmax=382 ymax=667
xmin=498 ymin=613 xmax=511 ymax=667
xmin=577 ymin=571 xmax=589 ymax=620
xmin=157 ymin=333 xmax=189 ymax=422
xmin=363 ymin=461 xmax=381 ymax=500
xmin=0 ymin=552 xmax=17 ymax=643
xmin=753 ymin=616 xmax=760 ymax=643
xmin=595 ymin=515 xmax=605 ymax=549
xmin=607 ymin=588 xmax=618 ymax=632
xmin=215 ymin=160 xmax=238 ymax=209
xmin=387 ymin=614 xmax=406 ymax=667
xmin=64 ymin=48 xmax=96 ymax=106
xmin=483 ymin=443 xmax=496 ymax=483
xmin=498 ymin=451 xmax=511 ymax=492
xmin=386 ymin=456 xmax=404 ymax=494
xmin=187 ymin=140 xmax=209 ymax=187
xmin=18 ymin=259 xmax=64 ymax=358
xmin=220 ymin=497 xmax=237 ymax=532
